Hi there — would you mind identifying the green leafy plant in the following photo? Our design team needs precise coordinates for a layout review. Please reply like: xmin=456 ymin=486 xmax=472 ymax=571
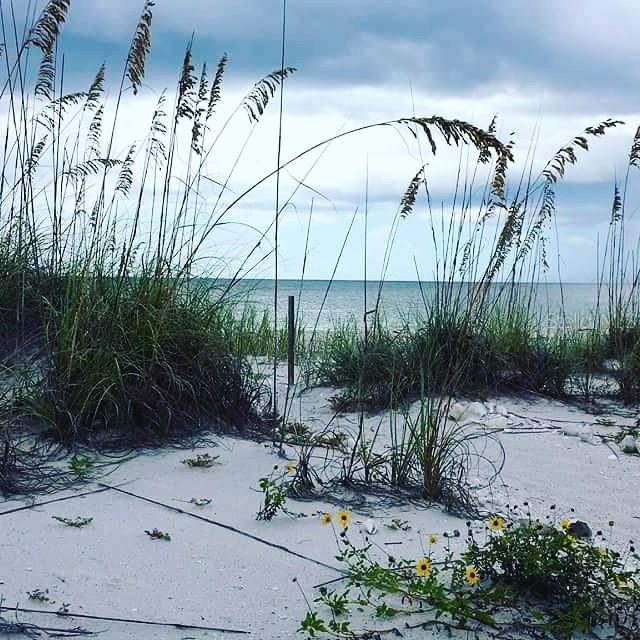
xmin=283 ymin=422 xmax=347 ymax=449
xmin=145 ymin=528 xmax=171 ymax=541
xmin=181 ymin=453 xmax=219 ymax=468
xmin=298 ymin=506 xmax=640 ymax=639
xmin=52 ymin=516 xmax=93 ymax=528
xmin=26 ymin=589 xmax=52 ymax=603
xmin=384 ymin=518 xmax=411 ymax=531
xmin=67 ymin=455 xmax=93 ymax=477
xmin=461 ymin=506 xmax=640 ymax=638
xmin=256 ymin=463 xmax=299 ymax=521
xmin=298 ymin=610 xmax=329 ymax=637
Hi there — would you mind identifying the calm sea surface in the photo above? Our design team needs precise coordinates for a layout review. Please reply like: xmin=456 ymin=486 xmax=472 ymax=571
xmin=217 ymin=280 xmax=617 ymax=332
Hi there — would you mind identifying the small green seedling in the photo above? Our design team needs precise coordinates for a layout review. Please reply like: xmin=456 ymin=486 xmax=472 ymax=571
xmin=145 ymin=528 xmax=171 ymax=541
xmin=285 ymin=421 xmax=311 ymax=439
xmin=256 ymin=474 xmax=288 ymax=521
xmin=52 ymin=516 xmax=93 ymax=528
xmin=67 ymin=455 xmax=93 ymax=477
xmin=256 ymin=464 xmax=304 ymax=521
xmin=385 ymin=518 xmax=411 ymax=531
xmin=181 ymin=453 xmax=219 ymax=468
xmin=27 ymin=589 xmax=52 ymax=603
xmin=284 ymin=422 xmax=347 ymax=448
xmin=57 ymin=602 xmax=71 ymax=614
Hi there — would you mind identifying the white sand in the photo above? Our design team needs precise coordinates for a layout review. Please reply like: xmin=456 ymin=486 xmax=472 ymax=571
xmin=1 ymin=372 xmax=639 ymax=639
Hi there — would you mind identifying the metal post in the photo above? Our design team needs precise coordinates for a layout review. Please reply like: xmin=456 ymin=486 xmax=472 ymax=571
xmin=287 ymin=295 xmax=295 ymax=386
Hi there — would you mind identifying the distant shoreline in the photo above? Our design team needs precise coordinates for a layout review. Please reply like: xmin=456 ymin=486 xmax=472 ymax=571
xmin=211 ymin=277 xmax=603 ymax=286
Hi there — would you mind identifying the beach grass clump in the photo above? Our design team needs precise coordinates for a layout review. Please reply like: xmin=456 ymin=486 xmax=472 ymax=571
xmin=388 ymin=395 xmax=494 ymax=509
xmin=218 ymin=304 xmax=308 ymax=360
xmin=314 ymin=323 xmax=409 ymax=409
xmin=403 ymin=310 xmax=496 ymax=392
xmin=596 ymin=126 xmax=640 ymax=401
xmin=0 ymin=0 xmax=290 ymax=446
xmin=299 ymin=509 xmax=640 ymax=639
xmin=490 ymin=329 xmax=574 ymax=396
xmin=310 ymin=311 xmax=491 ymax=409
xmin=291 ymin=392 xmax=501 ymax=515
xmin=26 ymin=272 xmax=264 ymax=444
xmin=311 ymin=307 xmax=579 ymax=405
xmin=307 ymin=115 xmax=630 ymax=407
xmin=0 ymin=0 xmax=518 ymax=454
xmin=606 ymin=311 xmax=640 ymax=402
xmin=0 ymin=240 xmax=65 ymax=356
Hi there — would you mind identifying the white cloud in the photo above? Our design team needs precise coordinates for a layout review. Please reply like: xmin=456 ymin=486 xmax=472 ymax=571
xmin=3 ymin=75 xmax=638 ymax=281
xmin=6 ymin=0 xmax=640 ymax=283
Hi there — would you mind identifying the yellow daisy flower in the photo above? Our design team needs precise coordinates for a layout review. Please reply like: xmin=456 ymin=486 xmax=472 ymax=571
xmin=337 ymin=510 xmax=351 ymax=528
xmin=284 ymin=462 xmax=296 ymax=474
xmin=465 ymin=565 xmax=480 ymax=586
xmin=415 ymin=558 xmax=432 ymax=577
xmin=320 ymin=512 xmax=332 ymax=526
xmin=488 ymin=515 xmax=504 ymax=532
xmin=560 ymin=518 xmax=571 ymax=530
xmin=427 ymin=533 xmax=439 ymax=545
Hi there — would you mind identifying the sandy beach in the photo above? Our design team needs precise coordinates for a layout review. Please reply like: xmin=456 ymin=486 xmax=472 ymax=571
xmin=2 ymin=2 xmax=640 ymax=638
xmin=2 ymin=365 xmax=639 ymax=639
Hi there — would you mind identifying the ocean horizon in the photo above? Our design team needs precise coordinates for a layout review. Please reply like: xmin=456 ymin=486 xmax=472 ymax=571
xmin=214 ymin=278 xmax=622 ymax=331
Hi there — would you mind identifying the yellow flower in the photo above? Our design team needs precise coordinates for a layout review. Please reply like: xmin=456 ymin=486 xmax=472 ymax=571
xmin=285 ymin=462 xmax=296 ymax=474
xmin=560 ymin=518 xmax=571 ymax=530
xmin=337 ymin=510 xmax=351 ymax=528
xmin=465 ymin=565 xmax=480 ymax=586
xmin=320 ymin=512 xmax=332 ymax=526
xmin=415 ymin=558 xmax=432 ymax=577
xmin=488 ymin=515 xmax=504 ymax=532
xmin=427 ymin=533 xmax=439 ymax=545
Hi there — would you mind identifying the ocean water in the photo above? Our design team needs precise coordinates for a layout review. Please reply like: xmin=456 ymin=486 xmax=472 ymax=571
xmin=221 ymin=280 xmax=613 ymax=332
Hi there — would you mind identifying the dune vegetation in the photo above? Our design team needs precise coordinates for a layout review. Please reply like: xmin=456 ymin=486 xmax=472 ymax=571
xmin=0 ymin=0 xmax=638 ymax=505
xmin=1 ymin=4 xmax=639 ymax=639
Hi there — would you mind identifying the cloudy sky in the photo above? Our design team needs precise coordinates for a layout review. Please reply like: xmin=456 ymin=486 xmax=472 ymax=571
xmin=21 ymin=1 xmax=640 ymax=280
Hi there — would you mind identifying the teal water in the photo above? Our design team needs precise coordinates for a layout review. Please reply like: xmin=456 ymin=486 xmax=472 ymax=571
xmin=221 ymin=280 xmax=616 ymax=331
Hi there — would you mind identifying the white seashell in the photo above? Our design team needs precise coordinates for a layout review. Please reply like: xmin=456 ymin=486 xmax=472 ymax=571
xmin=579 ymin=428 xmax=595 ymax=443
xmin=467 ymin=402 xmax=486 ymax=419
xmin=485 ymin=415 xmax=508 ymax=429
xmin=561 ymin=424 xmax=581 ymax=437
xmin=619 ymin=435 xmax=638 ymax=454
xmin=363 ymin=519 xmax=377 ymax=535
xmin=448 ymin=402 xmax=466 ymax=421
xmin=449 ymin=401 xmax=485 ymax=423
xmin=190 ymin=497 xmax=212 ymax=506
